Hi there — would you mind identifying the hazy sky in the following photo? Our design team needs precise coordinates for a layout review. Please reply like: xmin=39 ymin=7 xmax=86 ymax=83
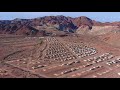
xmin=0 ymin=12 xmax=120 ymax=22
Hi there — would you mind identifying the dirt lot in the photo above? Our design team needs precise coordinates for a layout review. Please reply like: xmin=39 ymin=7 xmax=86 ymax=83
xmin=1 ymin=34 xmax=120 ymax=78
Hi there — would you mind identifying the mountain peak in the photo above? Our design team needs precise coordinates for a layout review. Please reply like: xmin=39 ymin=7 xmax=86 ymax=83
xmin=0 ymin=15 xmax=120 ymax=36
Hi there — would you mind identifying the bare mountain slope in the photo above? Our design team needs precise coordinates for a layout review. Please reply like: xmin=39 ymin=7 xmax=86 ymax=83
xmin=1 ymin=15 xmax=120 ymax=36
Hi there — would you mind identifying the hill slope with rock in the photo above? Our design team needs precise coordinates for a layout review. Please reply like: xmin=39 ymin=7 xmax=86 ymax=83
xmin=0 ymin=15 xmax=120 ymax=36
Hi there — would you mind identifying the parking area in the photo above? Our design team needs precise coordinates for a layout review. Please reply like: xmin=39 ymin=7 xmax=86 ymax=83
xmin=2 ymin=36 xmax=120 ymax=78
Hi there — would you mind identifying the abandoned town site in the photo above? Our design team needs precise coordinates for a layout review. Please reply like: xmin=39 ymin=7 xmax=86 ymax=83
xmin=1 ymin=34 xmax=120 ymax=78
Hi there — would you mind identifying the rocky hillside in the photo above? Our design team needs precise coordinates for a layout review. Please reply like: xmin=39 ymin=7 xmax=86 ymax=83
xmin=76 ymin=25 xmax=120 ymax=35
xmin=0 ymin=16 xmax=77 ymax=36
xmin=71 ymin=16 xmax=93 ymax=28
xmin=0 ymin=15 xmax=120 ymax=36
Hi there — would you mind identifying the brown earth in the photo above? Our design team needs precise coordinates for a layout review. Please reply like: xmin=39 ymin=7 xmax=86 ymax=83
xmin=1 ymin=15 xmax=120 ymax=36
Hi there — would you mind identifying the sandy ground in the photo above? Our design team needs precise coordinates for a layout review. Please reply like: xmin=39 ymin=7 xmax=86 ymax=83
xmin=1 ymin=34 xmax=120 ymax=78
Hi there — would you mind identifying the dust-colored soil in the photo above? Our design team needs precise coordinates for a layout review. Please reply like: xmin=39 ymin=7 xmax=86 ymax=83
xmin=1 ymin=34 xmax=120 ymax=78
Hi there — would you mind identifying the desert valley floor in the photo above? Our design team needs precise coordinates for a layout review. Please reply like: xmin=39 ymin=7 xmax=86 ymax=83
xmin=1 ymin=34 xmax=120 ymax=78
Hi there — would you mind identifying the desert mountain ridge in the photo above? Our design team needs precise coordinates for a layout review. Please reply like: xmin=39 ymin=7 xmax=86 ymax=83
xmin=0 ymin=15 xmax=120 ymax=36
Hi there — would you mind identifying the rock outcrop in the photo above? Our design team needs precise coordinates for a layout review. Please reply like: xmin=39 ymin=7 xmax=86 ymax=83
xmin=0 ymin=15 xmax=120 ymax=36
